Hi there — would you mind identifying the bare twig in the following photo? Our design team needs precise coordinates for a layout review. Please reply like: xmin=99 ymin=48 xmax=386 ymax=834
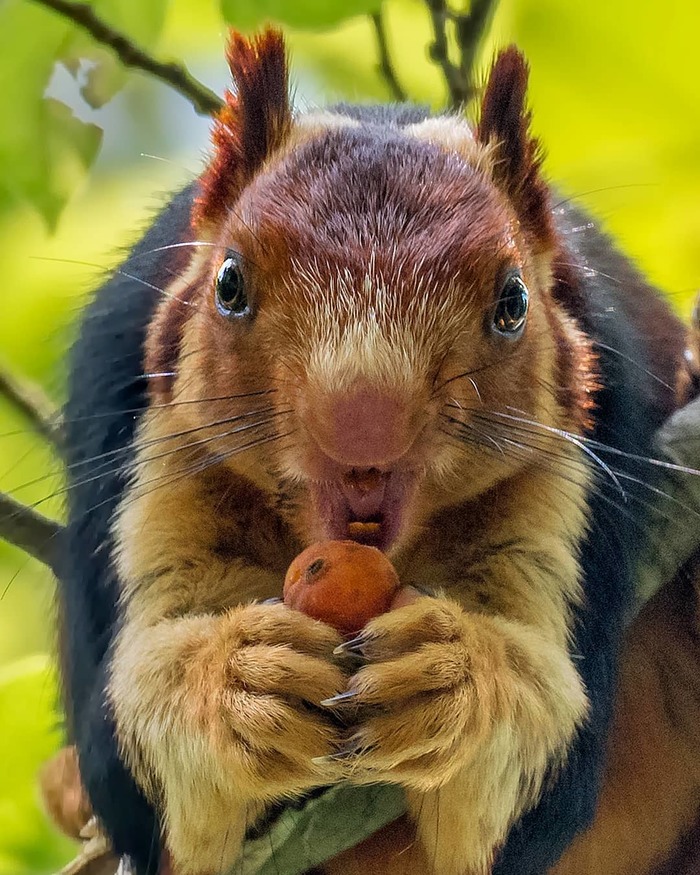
xmin=0 ymin=491 xmax=63 ymax=574
xmin=0 ymin=364 xmax=61 ymax=443
xmin=370 ymin=9 xmax=407 ymax=103
xmin=0 ymin=365 xmax=63 ymax=570
xmin=30 ymin=0 xmax=223 ymax=116
xmin=425 ymin=0 xmax=466 ymax=107
xmin=425 ymin=0 xmax=498 ymax=110
xmin=455 ymin=0 xmax=497 ymax=96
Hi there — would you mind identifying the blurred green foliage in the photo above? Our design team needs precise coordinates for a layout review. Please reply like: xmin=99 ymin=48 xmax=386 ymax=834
xmin=0 ymin=657 xmax=74 ymax=872
xmin=0 ymin=0 xmax=697 ymax=871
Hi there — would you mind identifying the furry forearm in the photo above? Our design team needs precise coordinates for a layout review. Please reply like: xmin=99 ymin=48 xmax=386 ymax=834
xmin=110 ymin=604 xmax=344 ymax=874
xmin=110 ymin=614 xmax=251 ymax=873
xmin=407 ymin=611 xmax=588 ymax=875
xmin=344 ymin=456 xmax=591 ymax=872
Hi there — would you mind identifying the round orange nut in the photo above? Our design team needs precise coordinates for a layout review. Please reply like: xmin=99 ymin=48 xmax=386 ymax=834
xmin=283 ymin=540 xmax=400 ymax=635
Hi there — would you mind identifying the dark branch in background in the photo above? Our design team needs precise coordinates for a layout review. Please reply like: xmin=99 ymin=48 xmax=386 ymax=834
xmin=0 ymin=492 xmax=63 ymax=575
xmin=0 ymin=363 xmax=61 ymax=444
xmin=29 ymin=0 xmax=223 ymax=116
xmin=370 ymin=9 xmax=407 ymax=103
xmin=425 ymin=0 xmax=464 ymax=106
xmin=425 ymin=0 xmax=498 ymax=110
xmin=455 ymin=0 xmax=497 ymax=93
xmin=0 ymin=366 xmax=64 ymax=572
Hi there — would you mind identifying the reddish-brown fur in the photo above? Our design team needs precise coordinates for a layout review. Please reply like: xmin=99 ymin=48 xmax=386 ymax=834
xmin=145 ymin=280 xmax=200 ymax=399
xmin=549 ymin=556 xmax=700 ymax=875
xmin=118 ymin=34 xmax=596 ymax=874
xmin=170 ymin=118 xmax=596 ymax=506
xmin=163 ymin=37 xmax=595 ymax=456
xmin=477 ymin=47 xmax=554 ymax=251
xmin=193 ymin=28 xmax=291 ymax=230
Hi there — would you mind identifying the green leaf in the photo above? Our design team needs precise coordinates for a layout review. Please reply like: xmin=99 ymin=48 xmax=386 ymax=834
xmin=77 ymin=49 xmax=129 ymax=110
xmin=0 ymin=1 xmax=65 ymax=218
xmin=237 ymin=784 xmax=405 ymax=875
xmin=220 ymin=0 xmax=381 ymax=32
xmin=0 ymin=655 xmax=74 ymax=875
xmin=46 ymin=100 xmax=102 ymax=171
xmin=41 ymin=99 xmax=103 ymax=228
xmin=62 ymin=0 xmax=170 ymax=108
xmin=0 ymin=0 xmax=103 ymax=229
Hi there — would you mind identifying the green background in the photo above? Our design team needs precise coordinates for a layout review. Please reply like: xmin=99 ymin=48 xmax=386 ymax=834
xmin=0 ymin=0 xmax=698 ymax=871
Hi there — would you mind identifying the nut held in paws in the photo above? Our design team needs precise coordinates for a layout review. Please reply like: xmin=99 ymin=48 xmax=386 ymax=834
xmin=283 ymin=540 xmax=400 ymax=635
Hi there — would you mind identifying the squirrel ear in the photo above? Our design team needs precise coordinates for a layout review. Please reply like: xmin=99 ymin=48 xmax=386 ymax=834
xmin=194 ymin=28 xmax=291 ymax=229
xmin=477 ymin=47 xmax=552 ymax=244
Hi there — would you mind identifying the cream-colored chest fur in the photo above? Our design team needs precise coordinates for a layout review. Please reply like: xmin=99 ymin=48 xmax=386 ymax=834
xmin=107 ymin=404 xmax=591 ymax=875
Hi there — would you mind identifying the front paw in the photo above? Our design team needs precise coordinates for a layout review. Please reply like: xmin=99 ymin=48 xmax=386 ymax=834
xmin=156 ymin=603 xmax=348 ymax=874
xmin=112 ymin=602 xmax=349 ymax=875
xmin=327 ymin=598 xmax=492 ymax=790
xmin=205 ymin=601 xmax=349 ymax=796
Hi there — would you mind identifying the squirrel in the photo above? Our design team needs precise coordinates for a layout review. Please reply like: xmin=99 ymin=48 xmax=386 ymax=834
xmin=58 ymin=27 xmax=691 ymax=875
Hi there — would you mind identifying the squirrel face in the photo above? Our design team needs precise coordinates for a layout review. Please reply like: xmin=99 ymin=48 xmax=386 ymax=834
xmin=144 ymin=31 xmax=596 ymax=553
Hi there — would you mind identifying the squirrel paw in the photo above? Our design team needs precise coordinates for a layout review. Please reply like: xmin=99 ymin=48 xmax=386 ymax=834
xmin=204 ymin=602 xmax=347 ymax=795
xmin=324 ymin=598 xmax=483 ymax=791
xmin=122 ymin=603 xmax=347 ymax=875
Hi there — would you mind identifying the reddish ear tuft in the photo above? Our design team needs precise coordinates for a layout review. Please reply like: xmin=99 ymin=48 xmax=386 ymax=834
xmin=477 ymin=47 xmax=553 ymax=245
xmin=194 ymin=28 xmax=291 ymax=229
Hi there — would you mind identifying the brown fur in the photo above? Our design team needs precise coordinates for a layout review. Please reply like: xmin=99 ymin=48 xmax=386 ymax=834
xmin=144 ymin=272 xmax=201 ymax=400
xmin=324 ymin=815 xmax=430 ymax=874
xmin=39 ymin=746 xmax=93 ymax=841
xmin=548 ymin=557 xmax=700 ymax=875
xmin=652 ymin=822 xmax=700 ymax=875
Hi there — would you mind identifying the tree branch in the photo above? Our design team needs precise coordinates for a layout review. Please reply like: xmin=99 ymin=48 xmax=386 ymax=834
xmin=370 ymin=9 xmax=407 ymax=103
xmin=0 ymin=491 xmax=63 ymax=575
xmin=425 ymin=0 xmax=498 ymax=110
xmin=30 ymin=0 xmax=223 ymax=117
xmin=0 ymin=365 xmax=63 ymax=571
xmin=425 ymin=0 xmax=465 ymax=108
xmin=455 ymin=0 xmax=497 ymax=97
xmin=0 ymin=363 xmax=61 ymax=443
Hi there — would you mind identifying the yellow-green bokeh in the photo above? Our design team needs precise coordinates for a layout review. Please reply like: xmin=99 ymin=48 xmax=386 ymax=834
xmin=0 ymin=0 xmax=698 ymax=871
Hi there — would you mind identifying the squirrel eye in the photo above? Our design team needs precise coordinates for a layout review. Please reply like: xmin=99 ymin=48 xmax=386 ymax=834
xmin=493 ymin=272 xmax=529 ymax=336
xmin=215 ymin=256 xmax=249 ymax=317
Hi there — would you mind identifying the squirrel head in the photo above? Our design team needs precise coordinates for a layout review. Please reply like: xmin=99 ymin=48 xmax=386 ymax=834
xmin=144 ymin=29 xmax=597 ymax=551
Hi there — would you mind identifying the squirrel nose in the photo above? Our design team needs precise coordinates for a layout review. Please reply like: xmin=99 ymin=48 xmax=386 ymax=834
xmin=310 ymin=388 xmax=417 ymax=467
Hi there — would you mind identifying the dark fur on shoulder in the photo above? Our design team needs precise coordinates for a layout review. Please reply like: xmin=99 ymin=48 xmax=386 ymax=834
xmin=60 ymin=185 xmax=197 ymax=871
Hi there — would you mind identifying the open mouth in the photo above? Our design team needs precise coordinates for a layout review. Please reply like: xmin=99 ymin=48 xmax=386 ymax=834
xmin=310 ymin=468 xmax=415 ymax=552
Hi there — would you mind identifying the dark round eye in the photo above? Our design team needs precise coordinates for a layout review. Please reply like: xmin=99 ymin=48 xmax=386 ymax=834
xmin=493 ymin=272 xmax=529 ymax=336
xmin=215 ymin=255 xmax=249 ymax=317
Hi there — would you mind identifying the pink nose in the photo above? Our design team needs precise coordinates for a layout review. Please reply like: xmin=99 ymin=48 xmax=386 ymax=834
xmin=314 ymin=389 xmax=414 ymax=467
